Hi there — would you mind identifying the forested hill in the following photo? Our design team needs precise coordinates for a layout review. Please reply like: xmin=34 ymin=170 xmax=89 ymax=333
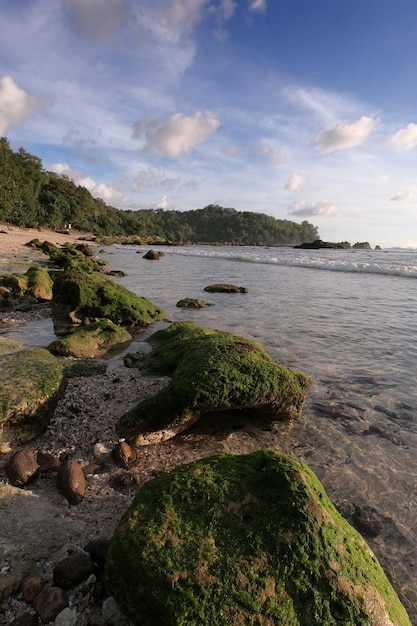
xmin=0 ymin=138 xmax=318 ymax=245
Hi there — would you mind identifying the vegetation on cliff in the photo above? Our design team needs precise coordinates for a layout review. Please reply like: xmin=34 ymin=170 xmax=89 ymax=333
xmin=0 ymin=138 xmax=318 ymax=245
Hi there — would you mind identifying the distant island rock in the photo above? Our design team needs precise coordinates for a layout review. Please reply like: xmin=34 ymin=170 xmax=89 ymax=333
xmin=294 ymin=239 xmax=378 ymax=250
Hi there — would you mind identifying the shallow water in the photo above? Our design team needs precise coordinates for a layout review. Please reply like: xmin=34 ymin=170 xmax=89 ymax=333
xmin=2 ymin=243 xmax=417 ymax=618
xmin=104 ymin=244 xmax=417 ymax=617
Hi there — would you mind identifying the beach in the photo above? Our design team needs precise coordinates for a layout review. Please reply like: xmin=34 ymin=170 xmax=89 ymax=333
xmin=0 ymin=231 xmax=416 ymax=623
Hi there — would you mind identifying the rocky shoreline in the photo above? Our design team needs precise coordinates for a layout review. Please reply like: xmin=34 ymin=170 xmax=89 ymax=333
xmin=0 ymin=228 xmax=412 ymax=625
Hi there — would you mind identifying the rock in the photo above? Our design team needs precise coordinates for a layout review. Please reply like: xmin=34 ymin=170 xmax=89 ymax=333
xmin=53 ymin=552 xmax=97 ymax=590
xmin=21 ymin=574 xmax=45 ymax=603
xmin=117 ymin=322 xmax=311 ymax=444
xmin=101 ymin=595 xmax=128 ymax=624
xmin=105 ymin=450 xmax=411 ymax=626
xmin=110 ymin=470 xmax=141 ymax=492
xmin=294 ymin=239 xmax=352 ymax=249
xmin=33 ymin=586 xmax=68 ymax=623
xmin=203 ymin=283 xmax=248 ymax=293
xmin=48 ymin=319 xmax=132 ymax=358
xmin=75 ymin=243 xmax=94 ymax=257
xmin=37 ymin=451 xmax=60 ymax=473
xmin=54 ymin=607 xmax=77 ymax=626
xmin=94 ymin=442 xmax=112 ymax=461
xmin=352 ymin=505 xmax=383 ymax=538
xmin=84 ymin=539 xmax=110 ymax=572
xmin=112 ymin=441 xmax=136 ymax=468
xmin=0 ymin=348 xmax=67 ymax=450
xmin=176 ymin=298 xmax=209 ymax=308
xmin=6 ymin=450 xmax=40 ymax=487
xmin=25 ymin=265 xmax=53 ymax=301
xmin=353 ymin=241 xmax=372 ymax=249
xmin=52 ymin=271 xmax=168 ymax=327
xmin=0 ymin=265 xmax=53 ymax=302
xmin=142 ymin=249 xmax=164 ymax=260
xmin=57 ymin=460 xmax=86 ymax=505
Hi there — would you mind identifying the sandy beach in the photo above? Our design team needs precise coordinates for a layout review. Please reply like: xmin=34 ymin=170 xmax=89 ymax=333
xmin=0 ymin=224 xmax=94 ymax=250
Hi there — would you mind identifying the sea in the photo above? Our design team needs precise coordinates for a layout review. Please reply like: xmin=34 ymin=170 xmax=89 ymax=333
xmin=3 ymin=243 xmax=417 ymax=620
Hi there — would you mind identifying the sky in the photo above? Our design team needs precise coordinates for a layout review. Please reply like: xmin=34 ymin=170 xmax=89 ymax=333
xmin=2 ymin=0 xmax=417 ymax=247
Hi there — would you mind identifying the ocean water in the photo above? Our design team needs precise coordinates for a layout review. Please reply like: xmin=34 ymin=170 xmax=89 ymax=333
xmin=105 ymin=243 xmax=417 ymax=618
xmin=3 ymin=243 xmax=417 ymax=618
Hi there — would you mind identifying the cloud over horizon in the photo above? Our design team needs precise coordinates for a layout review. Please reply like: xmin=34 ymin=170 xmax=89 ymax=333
xmin=133 ymin=111 xmax=220 ymax=158
xmin=287 ymin=200 xmax=338 ymax=217
xmin=311 ymin=115 xmax=378 ymax=153
xmin=0 ymin=75 xmax=50 ymax=136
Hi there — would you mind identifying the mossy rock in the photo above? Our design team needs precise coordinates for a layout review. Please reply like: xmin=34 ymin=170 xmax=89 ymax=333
xmin=105 ymin=450 xmax=411 ymax=626
xmin=0 ymin=265 xmax=53 ymax=301
xmin=204 ymin=283 xmax=248 ymax=293
xmin=52 ymin=271 xmax=168 ymax=327
xmin=0 ymin=348 xmax=67 ymax=449
xmin=117 ymin=322 xmax=311 ymax=444
xmin=176 ymin=298 xmax=209 ymax=308
xmin=25 ymin=265 xmax=53 ymax=301
xmin=48 ymin=319 xmax=132 ymax=358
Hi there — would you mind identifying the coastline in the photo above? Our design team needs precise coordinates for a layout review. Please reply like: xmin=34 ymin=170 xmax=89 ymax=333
xmin=0 ymin=232 xmax=414 ymax=624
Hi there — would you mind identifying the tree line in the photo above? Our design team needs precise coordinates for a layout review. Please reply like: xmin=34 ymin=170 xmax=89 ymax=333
xmin=0 ymin=138 xmax=318 ymax=245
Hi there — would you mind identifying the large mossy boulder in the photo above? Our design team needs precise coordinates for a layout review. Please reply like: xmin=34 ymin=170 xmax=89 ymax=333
xmin=48 ymin=319 xmax=132 ymax=358
xmin=0 ymin=348 xmax=67 ymax=450
xmin=105 ymin=450 xmax=411 ymax=626
xmin=117 ymin=322 xmax=311 ymax=444
xmin=0 ymin=265 xmax=53 ymax=301
xmin=52 ymin=271 xmax=168 ymax=327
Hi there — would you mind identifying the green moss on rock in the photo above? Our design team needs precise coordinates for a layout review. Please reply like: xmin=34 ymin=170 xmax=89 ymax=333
xmin=117 ymin=322 xmax=311 ymax=443
xmin=204 ymin=283 xmax=248 ymax=293
xmin=0 ymin=348 xmax=67 ymax=448
xmin=105 ymin=450 xmax=410 ymax=626
xmin=52 ymin=271 xmax=168 ymax=327
xmin=0 ymin=265 xmax=53 ymax=301
xmin=25 ymin=265 xmax=53 ymax=301
xmin=48 ymin=319 xmax=132 ymax=358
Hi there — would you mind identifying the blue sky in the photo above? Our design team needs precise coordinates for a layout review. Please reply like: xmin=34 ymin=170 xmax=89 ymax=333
xmin=2 ymin=0 xmax=417 ymax=247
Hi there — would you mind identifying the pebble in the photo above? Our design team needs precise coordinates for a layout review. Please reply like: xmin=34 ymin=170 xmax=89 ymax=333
xmin=54 ymin=606 xmax=78 ymax=626
xmin=21 ymin=574 xmax=45 ymax=603
xmin=33 ymin=586 xmax=68 ymax=623
xmin=6 ymin=450 xmax=40 ymax=487
xmin=53 ymin=552 xmax=97 ymax=590
xmin=56 ymin=460 xmax=86 ymax=504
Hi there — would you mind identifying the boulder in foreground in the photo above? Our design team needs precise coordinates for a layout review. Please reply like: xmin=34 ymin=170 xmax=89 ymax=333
xmin=117 ymin=322 xmax=311 ymax=444
xmin=0 ymin=348 xmax=67 ymax=450
xmin=105 ymin=450 xmax=411 ymax=626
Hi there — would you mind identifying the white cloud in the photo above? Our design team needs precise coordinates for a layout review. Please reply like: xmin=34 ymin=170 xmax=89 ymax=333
xmin=388 ymin=123 xmax=417 ymax=151
xmin=249 ymin=0 xmax=267 ymax=12
xmin=288 ymin=200 xmax=338 ymax=217
xmin=390 ymin=190 xmax=416 ymax=202
xmin=257 ymin=140 xmax=285 ymax=166
xmin=133 ymin=111 xmax=220 ymax=158
xmin=0 ymin=75 xmax=50 ymax=135
xmin=133 ymin=167 xmax=180 ymax=192
xmin=311 ymin=115 xmax=378 ymax=153
xmin=285 ymin=173 xmax=305 ymax=192
xmin=49 ymin=162 xmax=128 ymax=205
